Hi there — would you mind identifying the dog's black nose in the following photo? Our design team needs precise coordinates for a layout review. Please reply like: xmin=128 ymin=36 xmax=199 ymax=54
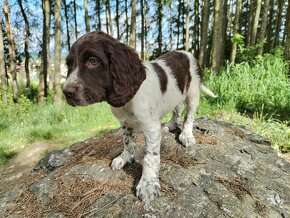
xmin=63 ymin=86 xmax=76 ymax=98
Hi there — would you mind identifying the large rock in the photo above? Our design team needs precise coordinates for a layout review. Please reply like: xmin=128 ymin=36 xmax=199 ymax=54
xmin=1 ymin=118 xmax=289 ymax=217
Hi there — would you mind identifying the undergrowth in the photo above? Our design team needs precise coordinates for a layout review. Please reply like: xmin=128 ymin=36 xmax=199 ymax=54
xmin=204 ymin=49 xmax=290 ymax=120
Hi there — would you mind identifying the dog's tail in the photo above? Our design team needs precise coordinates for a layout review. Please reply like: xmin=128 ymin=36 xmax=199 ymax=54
xmin=200 ymin=83 xmax=218 ymax=98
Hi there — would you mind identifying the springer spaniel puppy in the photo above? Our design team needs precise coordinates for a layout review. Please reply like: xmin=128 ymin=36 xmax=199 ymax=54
xmin=63 ymin=31 xmax=216 ymax=203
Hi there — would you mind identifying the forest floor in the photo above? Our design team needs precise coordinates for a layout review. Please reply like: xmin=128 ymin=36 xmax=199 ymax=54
xmin=1 ymin=134 xmax=290 ymax=197
xmin=0 ymin=141 xmax=61 ymax=196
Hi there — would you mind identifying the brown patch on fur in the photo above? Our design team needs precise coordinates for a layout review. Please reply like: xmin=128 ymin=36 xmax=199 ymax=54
xmin=159 ymin=51 xmax=191 ymax=93
xmin=216 ymin=177 xmax=251 ymax=199
xmin=152 ymin=62 xmax=168 ymax=93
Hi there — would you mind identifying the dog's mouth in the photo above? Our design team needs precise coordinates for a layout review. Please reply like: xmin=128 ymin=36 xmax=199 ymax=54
xmin=64 ymin=89 xmax=105 ymax=107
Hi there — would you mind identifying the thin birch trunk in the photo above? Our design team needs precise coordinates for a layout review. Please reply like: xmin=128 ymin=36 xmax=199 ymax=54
xmin=54 ymin=0 xmax=62 ymax=106
xmin=4 ymin=0 xmax=18 ymax=102
xmin=0 ymin=10 xmax=7 ymax=105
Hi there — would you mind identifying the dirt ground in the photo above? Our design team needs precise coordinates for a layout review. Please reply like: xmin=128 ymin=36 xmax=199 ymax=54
xmin=0 ymin=142 xmax=61 ymax=196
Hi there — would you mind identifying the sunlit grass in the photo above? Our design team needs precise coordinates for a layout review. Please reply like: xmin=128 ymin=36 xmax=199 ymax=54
xmin=204 ymin=50 xmax=290 ymax=120
xmin=0 ymin=102 xmax=119 ymax=156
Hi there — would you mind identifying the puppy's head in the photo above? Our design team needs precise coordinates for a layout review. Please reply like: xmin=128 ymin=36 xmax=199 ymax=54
xmin=63 ymin=31 xmax=146 ymax=107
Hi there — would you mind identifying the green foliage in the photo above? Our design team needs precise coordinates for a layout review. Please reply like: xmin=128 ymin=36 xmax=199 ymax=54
xmin=28 ymin=129 xmax=54 ymax=141
xmin=0 ymin=147 xmax=17 ymax=165
xmin=204 ymin=49 xmax=290 ymax=120
xmin=231 ymin=33 xmax=266 ymax=62
xmin=231 ymin=33 xmax=245 ymax=46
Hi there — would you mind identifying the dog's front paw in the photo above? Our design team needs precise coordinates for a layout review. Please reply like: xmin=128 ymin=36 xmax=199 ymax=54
xmin=136 ymin=178 xmax=161 ymax=202
xmin=161 ymin=125 xmax=170 ymax=133
xmin=111 ymin=156 xmax=125 ymax=171
xmin=179 ymin=132 xmax=196 ymax=147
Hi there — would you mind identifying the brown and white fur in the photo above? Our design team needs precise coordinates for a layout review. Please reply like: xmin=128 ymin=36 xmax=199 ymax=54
xmin=63 ymin=31 xmax=216 ymax=203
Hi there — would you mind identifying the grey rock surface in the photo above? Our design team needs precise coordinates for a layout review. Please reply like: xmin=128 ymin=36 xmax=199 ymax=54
xmin=1 ymin=118 xmax=289 ymax=218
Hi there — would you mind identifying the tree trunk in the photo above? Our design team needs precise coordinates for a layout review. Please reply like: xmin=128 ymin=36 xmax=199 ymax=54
xmin=84 ymin=0 xmax=90 ymax=32
xmin=0 ymin=10 xmax=7 ymax=105
xmin=246 ymin=0 xmax=255 ymax=46
xmin=63 ymin=0 xmax=71 ymax=51
xmin=115 ymin=0 xmax=120 ymax=39
xmin=221 ymin=0 xmax=228 ymax=53
xmin=140 ymin=0 xmax=145 ymax=59
xmin=4 ymin=0 xmax=18 ymax=103
xmin=284 ymin=2 xmax=290 ymax=61
xmin=73 ymin=0 xmax=78 ymax=39
xmin=169 ymin=1 xmax=173 ymax=50
xmin=250 ymin=0 xmax=262 ymax=45
xmin=230 ymin=0 xmax=242 ymax=64
xmin=192 ymin=0 xmax=200 ymax=55
xmin=257 ymin=0 xmax=270 ymax=55
xmin=107 ymin=0 xmax=113 ymax=35
xmin=38 ymin=0 xmax=51 ymax=104
xmin=125 ymin=0 xmax=129 ymax=43
xmin=273 ymin=0 xmax=283 ymax=47
xmin=211 ymin=0 xmax=225 ymax=74
xmin=265 ymin=0 xmax=274 ymax=52
xmin=105 ymin=2 xmax=109 ymax=33
xmin=182 ymin=0 xmax=186 ymax=47
xmin=18 ymin=0 xmax=30 ymax=89
xmin=144 ymin=1 xmax=149 ymax=60
xmin=185 ymin=0 xmax=190 ymax=51
xmin=198 ymin=0 xmax=210 ymax=67
xmin=54 ymin=0 xmax=62 ymax=106
xmin=129 ymin=0 xmax=137 ymax=48
xmin=96 ymin=0 xmax=102 ymax=31
xmin=176 ymin=0 xmax=181 ymax=49
xmin=157 ymin=0 xmax=163 ymax=55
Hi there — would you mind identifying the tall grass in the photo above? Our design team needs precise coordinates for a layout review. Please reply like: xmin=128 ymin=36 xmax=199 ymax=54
xmin=204 ymin=49 xmax=290 ymax=120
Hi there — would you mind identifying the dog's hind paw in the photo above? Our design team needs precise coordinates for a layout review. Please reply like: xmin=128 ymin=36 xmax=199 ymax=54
xmin=136 ymin=177 xmax=161 ymax=202
xmin=162 ymin=122 xmax=178 ymax=132
xmin=179 ymin=132 xmax=196 ymax=147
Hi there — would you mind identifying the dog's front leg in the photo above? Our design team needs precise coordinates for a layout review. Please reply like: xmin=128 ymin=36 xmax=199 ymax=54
xmin=136 ymin=122 xmax=161 ymax=203
xmin=111 ymin=125 xmax=135 ymax=170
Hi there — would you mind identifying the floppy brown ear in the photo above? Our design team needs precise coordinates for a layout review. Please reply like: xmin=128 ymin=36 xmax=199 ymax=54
xmin=107 ymin=42 xmax=146 ymax=107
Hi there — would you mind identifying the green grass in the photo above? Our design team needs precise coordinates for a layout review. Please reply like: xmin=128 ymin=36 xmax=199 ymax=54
xmin=204 ymin=50 xmax=290 ymax=120
xmin=0 ymin=50 xmax=289 ymax=164
xmin=0 ymin=147 xmax=17 ymax=165
xmin=0 ymin=102 xmax=119 ymax=158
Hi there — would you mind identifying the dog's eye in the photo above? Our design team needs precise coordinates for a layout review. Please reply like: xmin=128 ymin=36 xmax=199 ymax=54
xmin=88 ymin=57 xmax=99 ymax=66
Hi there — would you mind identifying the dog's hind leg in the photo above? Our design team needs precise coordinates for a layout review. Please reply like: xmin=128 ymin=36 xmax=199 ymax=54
xmin=111 ymin=124 xmax=135 ymax=170
xmin=162 ymin=103 xmax=183 ymax=132
xmin=179 ymin=87 xmax=200 ymax=147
